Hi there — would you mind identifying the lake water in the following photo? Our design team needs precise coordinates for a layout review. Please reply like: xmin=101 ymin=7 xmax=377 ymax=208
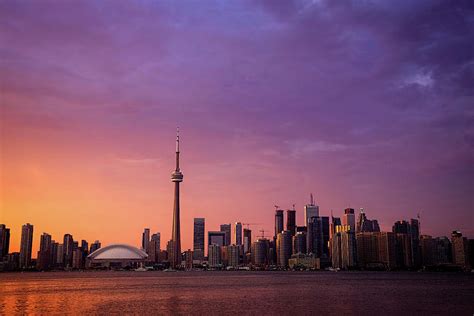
xmin=1 ymin=271 xmax=473 ymax=315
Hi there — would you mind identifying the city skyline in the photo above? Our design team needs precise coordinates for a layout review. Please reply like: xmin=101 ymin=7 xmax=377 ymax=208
xmin=1 ymin=1 xmax=473 ymax=256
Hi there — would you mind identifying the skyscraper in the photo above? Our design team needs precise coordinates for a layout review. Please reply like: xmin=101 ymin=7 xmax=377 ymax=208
xmin=287 ymin=209 xmax=296 ymax=236
xmin=220 ymin=223 xmax=231 ymax=246
xmin=228 ymin=244 xmax=240 ymax=267
xmin=193 ymin=218 xmax=205 ymax=260
xmin=37 ymin=232 xmax=52 ymax=270
xmin=342 ymin=208 xmax=355 ymax=233
xmin=19 ymin=223 xmax=34 ymax=269
xmin=304 ymin=194 xmax=319 ymax=226
xmin=90 ymin=240 xmax=101 ymax=254
xmin=170 ymin=128 xmax=184 ymax=268
xmin=234 ymin=222 xmax=242 ymax=245
xmin=331 ymin=225 xmax=356 ymax=269
xmin=0 ymin=224 xmax=10 ymax=260
xmin=148 ymin=233 xmax=161 ymax=263
xmin=208 ymin=244 xmax=221 ymax=268
xmin=275 ymin=209 xmax=284 ymax=238
xmin=251 ymin=238 xmax=270 ymax=267
xmin=142 ymin=228 xmax=150 ymax=252
xmin=276 ymin=230 xmax=292 ymax=267
xmin=307 ymin=216 xmax=323 ymax=257
xmin=63 ymin=234 xmax=74 ymax=268
xmin=243 ymin=228 xmax=252 ymax=253
xmin=293 ymin=231 xmax=307 ymax=254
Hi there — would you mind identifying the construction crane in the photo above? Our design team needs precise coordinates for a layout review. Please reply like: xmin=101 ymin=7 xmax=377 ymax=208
xmin=242 ymin=223 xmax=262 ymax=229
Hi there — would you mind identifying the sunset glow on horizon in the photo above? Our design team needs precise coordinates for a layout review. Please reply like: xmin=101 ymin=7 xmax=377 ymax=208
xmin=1 ymin=1 xmax=473 ymax=256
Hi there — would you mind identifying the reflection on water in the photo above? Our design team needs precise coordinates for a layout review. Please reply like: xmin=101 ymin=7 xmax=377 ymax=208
xmin=1 ymin=271 xmax=473 ymax=314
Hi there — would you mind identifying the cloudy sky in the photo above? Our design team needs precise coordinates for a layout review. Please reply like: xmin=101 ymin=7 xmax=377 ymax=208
xmin=1 ymin=0 xmax=473 ymax=253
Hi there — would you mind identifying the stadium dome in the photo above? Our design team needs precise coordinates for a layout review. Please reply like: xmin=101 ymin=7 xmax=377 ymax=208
xmin=87 ymin=244 xmax=147 ymax=269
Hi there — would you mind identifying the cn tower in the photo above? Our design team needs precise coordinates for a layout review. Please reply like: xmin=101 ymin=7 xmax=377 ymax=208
xmin=170 ymin=128 xmax=183 ymax=268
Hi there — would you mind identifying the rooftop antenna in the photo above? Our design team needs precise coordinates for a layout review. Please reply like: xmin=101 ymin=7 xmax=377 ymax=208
xmin=310 ymin=193 xmax=314 ymax=205
xmin=292 ymin=203 xmax=296 ymax=210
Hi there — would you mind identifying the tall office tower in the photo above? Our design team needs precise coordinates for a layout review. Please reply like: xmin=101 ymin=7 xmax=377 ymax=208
xmin=90 ymin=240 xmax=101 ymax=253
xmin=276 ymin=230 xmax=292 ymax=267
xmin=329 ymin=215 xmax=341 ymax=240
xmin=243 ymin=228 xmax=252 ymax=253
xmin=208 ymin=231 xmax=226 ymax=249
xmin=394 ymin=233 xmax=413 ymax=269
xmin=356 ymin=232 xmax=396 ymax=270
xmin=434 ymin=236 xmax=451 ymax=264
xmin=0 ymin=224 xmax=10 ymax=260
xmin=378 ymin=232 xmax=397 ymax=270
xmin=228 ymin=244 xmax=240 ymax=267
xmin=208 ymin=244 xmax=221 ymax=268
xmin=19 ymin=223 xmax=34 ymax=269
xmin=234 ymin=222 xmax=243 ymax=245
xmin=304 ymin=194 xmax=319 ymax=226
xmin=56 ymin=244 xmax=64 ymax=267
xmin=331 ymin=225 xmax=356 ymax=269
xmin=147 ymin=233 xmax=161 ymax=263
xmin=142 ymin=228 xmax=150 ymax=252
xmin=342 ymin=208 xmax=355 ymax=233
xmin=410 ymin=218 xmax=421 ymax=267
xmin=420 ymin=235 xmax=436 ymax=266
xmin=356 ymin=208 xmax=380 ymax=233
xmin=193 ymin=218 xmax=205 ymax=261
xmin=170 ymin=128 xmax=184 ymax=268
xmin=451 ymin=231 xmax=470 ymax=269
xmin=251 ymin=239 xmax=270 ymax=267
xmin=307 ymin=216 xmax=323 ymax=257
xmin=80 ymin=240 xmax=89 ymax=264
xmin=292 ymin=231 xmax=307 ymax=254
xmin=286 ymin=209 xmax=296 ymax=236
xmin=72 ymin=248 xmax=83 ymax=269
xmin=220 ymin=223 xmax=231 ymax=246
xmin=36 ymin=233 xmax=52 ymax=270
xmin=321 ymin=216 xmax=330 ymax=257
xmin=275 ymin=209 xmax=284 ymax=238
xmin=63 ymin=234 xmax=74 ymax=268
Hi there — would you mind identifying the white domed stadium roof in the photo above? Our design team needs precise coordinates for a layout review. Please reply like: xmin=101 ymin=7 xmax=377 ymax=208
xmin=88 ymin=244 xmax=148 ymax=260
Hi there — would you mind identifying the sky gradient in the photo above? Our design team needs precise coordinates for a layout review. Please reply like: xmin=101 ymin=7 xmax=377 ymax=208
xmin=1 ymin=0 xmax=473 ymax=255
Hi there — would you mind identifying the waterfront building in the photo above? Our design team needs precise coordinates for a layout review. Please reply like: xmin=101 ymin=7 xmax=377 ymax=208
xmin=288 ymin=253 xmax=320 ymax=270
xmin=36 ymin=233 xmax=52 ymax=270
xmin=275 ymin=209 xmax=284 ymax=238
xmin=356 ymin=208 xmax=380 ymax=233
xmin=287 ymin=209 xmax=296 ymax=236
xmin=208 ymin=244 xmax=221 ymax=268
xmin=451 ymin=231 xmax=470 ymax=269
xmin=193 ymin=218 xmax=205 ymax=260
xmin=251 ymin=238 xmax=269 ymax=267
xmin=434 ymin=236 xmax=451 ymax=264
xmin=329 ymin=215 xmax=341 ymax=240
xmin=56 ymin=244 xmax=64 ymax=267
xmin=63 ymin=234 xmax=74 ymax=268
xmin=304 ymin=194 xmax=319 ymax=226
xmin=142 ymin=228 xmax=150 ymax=253
xmin=243 ymin=228 xmax=251 ymax=254
xmin=378 ymin=232 xmax=397 ymax=269
xmin=342 ymin=208 xmax=356 ymax=233
xmin=331 ymin=225 xmax=356 ymax=269
xmin=184 ymin=249 xmax=193 ymax=270
xmin=276 ymin=230 xmax=292 ymax=267
xmin=234 ymin=222 xmax=242 ymax=245
xmin=410 ymin=218 xmax=421 ymax=267
xmin=19 ymin=223 xmax=34 ymax=269
xmin=321 ymin=216 xmax=330 ymax=258
xmin=293 ymin=231 xmax=307 ymax=254
xmin=420 ymin=235 xmax=436 ymax=266
xmin=72 ymin=248 xmax=83 ymax=269
xmin=0 ymin=224 xmax=10 ymax=260
xmin=395 ymin=233 xmax=413 ymax=269
xmin=228 ymin=244 xmax=240 ymax=267
xmin=87 ymin=244 xmax=148 ymax=269
xmin=220 ymin=223 xmax=231 ymax=246
xmin=170 ymin=129 xmax=183 ymax=269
